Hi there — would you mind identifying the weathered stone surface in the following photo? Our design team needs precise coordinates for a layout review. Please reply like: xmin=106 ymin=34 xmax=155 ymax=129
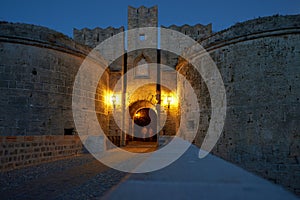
xmin=178 ymin=14 xmax=300 ymax=195
xmin=73 ymin=26 xmax=125 ymax=48
xmin=128 ymin=6 xmax=158 ymax=29
xmin=0 ymin=6 xmax=299 ymax=197
xmin=162 ymin=23 xmax=212 ymax=41
xmin=0 ymin=135 xmax=82 ymax=171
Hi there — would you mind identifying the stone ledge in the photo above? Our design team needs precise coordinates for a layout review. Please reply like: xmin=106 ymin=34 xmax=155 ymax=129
xmin=0 ymin=135 xmax=83 ymax=171
xmin=202 ymin=28 xmax=300 ymax=52
xmin=0 ymin=22 xmax=91 ymax=57
xmin=0 ymin=35 xmax=90 ymax=58
xmin=200 ymin=14 xmax=300 ymax=49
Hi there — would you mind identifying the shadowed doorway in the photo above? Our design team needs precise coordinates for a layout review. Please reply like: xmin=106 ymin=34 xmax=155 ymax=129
xmin=130 ymin=108 xmax=157 ymax=142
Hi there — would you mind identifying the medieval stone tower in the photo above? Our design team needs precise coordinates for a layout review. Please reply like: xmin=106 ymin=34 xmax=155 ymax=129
xmin=0 ymin=5 xmax=299 ymax=195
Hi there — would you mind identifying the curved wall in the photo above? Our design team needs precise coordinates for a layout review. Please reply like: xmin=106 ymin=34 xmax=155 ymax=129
xmin=0 ymin=22 xmax=110 ymax=170
xmin=1 ymin=14 xmax=299 ymax=194
xmin=179 ymin=15 xmax=300 ymax=194
xmin=0 ymin=22 xmax=108 ymax=136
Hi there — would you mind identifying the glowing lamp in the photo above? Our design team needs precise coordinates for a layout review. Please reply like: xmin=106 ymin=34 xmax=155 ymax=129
xmin=111 ymin=95 xmax=116 ymax=109
xmin=167 ymin=95 xmax=172 ymax=109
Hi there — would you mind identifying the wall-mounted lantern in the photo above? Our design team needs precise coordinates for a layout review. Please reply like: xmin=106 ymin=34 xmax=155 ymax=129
xmin=111 ymin=95 xmax=116 ymax=109
xmin=167 ymin=95 xmax=172 ymax=109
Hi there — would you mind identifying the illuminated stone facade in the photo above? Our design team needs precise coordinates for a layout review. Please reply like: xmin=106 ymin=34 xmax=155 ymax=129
xmin=0 ymin=6 xmax=299 ymax=195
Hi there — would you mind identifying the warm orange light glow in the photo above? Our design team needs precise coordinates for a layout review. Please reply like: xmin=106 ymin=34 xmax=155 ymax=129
xmin=162 ymin=93 xmax=178 ymax=108
xmin=111 ymin=95 xmax=116 ymax=103
xmin=167 ymin=96 xmax=172 ymax=104
xmin=104 ymin=91 xmax=112 ymax=106
xmin=104 ymin=92 xmax=121 ymax=108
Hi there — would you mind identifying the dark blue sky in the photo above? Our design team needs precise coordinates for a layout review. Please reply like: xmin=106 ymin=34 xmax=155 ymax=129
xmin=1 ymin=0 xmax=299 ymax=37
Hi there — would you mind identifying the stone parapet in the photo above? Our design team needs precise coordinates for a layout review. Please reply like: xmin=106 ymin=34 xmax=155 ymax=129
xmin=0 ymin=21 xmax=91 ymax=57
xmin=200 ymin=14 xmax=300 ymax=50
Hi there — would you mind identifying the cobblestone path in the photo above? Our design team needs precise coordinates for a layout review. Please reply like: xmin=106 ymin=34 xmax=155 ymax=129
xmin=0 ymin=154 xmax=128 ymax=199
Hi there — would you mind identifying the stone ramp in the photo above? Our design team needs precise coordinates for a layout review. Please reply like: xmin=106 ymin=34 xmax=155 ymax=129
xmin=103 ymin=144 xmax=299 ymax=200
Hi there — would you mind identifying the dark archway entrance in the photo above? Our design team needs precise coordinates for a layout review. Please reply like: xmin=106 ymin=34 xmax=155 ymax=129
xmin=132 ymin=108 xmax=157 ymax=142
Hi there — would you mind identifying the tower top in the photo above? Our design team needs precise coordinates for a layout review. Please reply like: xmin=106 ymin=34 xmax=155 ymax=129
xmin=128 ymin=5 xmax=158 ymax=29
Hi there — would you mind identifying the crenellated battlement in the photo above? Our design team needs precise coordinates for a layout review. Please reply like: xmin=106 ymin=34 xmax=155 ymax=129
xmin=1 ymin=6 xmax=300 ymax=196
xmin=162 ymin=23 xmax=212 ymax=41
xmin=128 ymin=5 xmax=158 ymax=29
xmin=73 ymin=26 xmax=124 ymax=48
xmin=73 ymin=4 xmax=212 ymax=49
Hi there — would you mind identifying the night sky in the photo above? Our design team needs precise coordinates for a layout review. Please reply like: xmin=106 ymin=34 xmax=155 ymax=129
xmin=1 ymin=0 xmax=299 ymax=37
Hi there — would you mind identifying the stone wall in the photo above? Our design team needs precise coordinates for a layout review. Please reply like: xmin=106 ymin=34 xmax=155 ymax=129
xmin=178 ymin=14 xmax=300 ymax=194
xmin=0 ymin=135 xmax=82 ymax=171
xmin=95 ymin=69 xmax=110 ymax=137
xmin=107 ymin=71 xmax=122 ymax=140
xmin=177 ymin=61 xmax=211 ymax=144
xmin=1 ymin=9 xmax=299 ymax=196
xmin=0 ymin=22 xmax=92 ymax=136
xmin=0 ymin=22 xmax=110 ymax=169
xmin=162 ymin=23 xmax=212 ymax=41
xmin=73 ymin=26 xmax=125 ymax=48
xmin=128 ymin=6 xmax=158 ymax=29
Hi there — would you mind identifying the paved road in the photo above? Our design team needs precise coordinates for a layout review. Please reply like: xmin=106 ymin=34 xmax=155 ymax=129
xmin=1 ymin=141 xmax=299 ymax=200
xmin=0 ymin=145 xmax=156 ymax=200
xmin=103 ymin=139 xmax=300 ymax=200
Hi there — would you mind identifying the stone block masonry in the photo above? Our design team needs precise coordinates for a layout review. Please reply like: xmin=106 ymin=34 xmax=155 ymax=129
xmin=177 ymin=14 xmax=300 ymax=195
xmin=161 ymin=23 xmax=212 ymax=41
xmin=73 ymin=26 xmax=125 ymax=48
xmin=0 ymin=22 xmax=88 ymax=136
xmin=0 ymin=135 xmax=82 ymax=171
xmin=1 ymin=5 xmax=300 ymax=197
xmin=0 ymin=22 xmax=108 ymax=171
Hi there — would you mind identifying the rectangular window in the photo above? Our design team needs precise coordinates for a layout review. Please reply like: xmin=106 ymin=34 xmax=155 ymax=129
xmin=139 ymin=34 xmax=145 ymax=41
